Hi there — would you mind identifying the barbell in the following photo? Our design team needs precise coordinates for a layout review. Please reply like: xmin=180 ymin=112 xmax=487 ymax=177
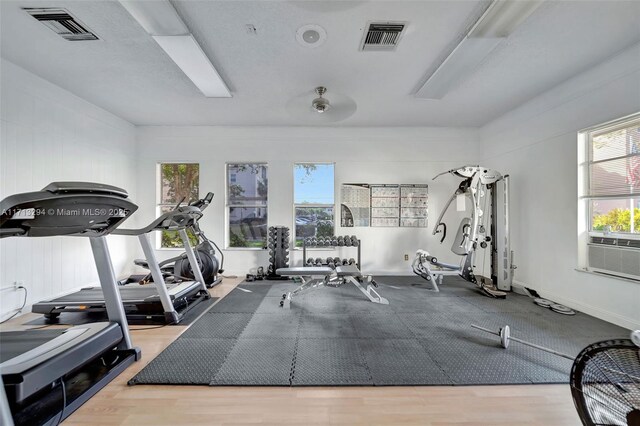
xmin=471 ymin=324 xmax=575 ymax=361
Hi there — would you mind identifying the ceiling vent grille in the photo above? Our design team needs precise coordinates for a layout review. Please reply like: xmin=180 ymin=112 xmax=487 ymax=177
xmin=360 ymin=22 xmax=406 ymax=51
xmin=24 ymin=8 xmax=99 ymax=41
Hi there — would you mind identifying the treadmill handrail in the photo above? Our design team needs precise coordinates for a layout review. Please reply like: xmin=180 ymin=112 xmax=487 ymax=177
xmin=113 ymin=205 xmax=203 ymax=235
xmin=42 ymin=181 xmax=129 ymax=197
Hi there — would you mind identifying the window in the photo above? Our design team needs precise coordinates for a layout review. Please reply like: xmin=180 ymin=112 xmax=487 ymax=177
xmin=294 ymin=163 xmax=335 ymax=247
xmin=226 ymin=163 xmax=268 ymax=248
xmin=584 ymin=115 xmax=640 ymax=235
xmin=158 ymin=163 xmax=200 ymax=248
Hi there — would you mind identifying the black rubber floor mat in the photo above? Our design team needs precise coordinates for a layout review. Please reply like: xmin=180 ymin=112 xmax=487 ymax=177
xmin=292 ymin=338 xmax=373 ymax=386
xmin=129 ymin=337 xmax=236 ymax=385
xmin=211 ymin=338 xmax=296 ymax=385
xmin=129 ymin=277 xmax=630 ymax=387
xmin=359 ymin=339 xmax=451 ymax=385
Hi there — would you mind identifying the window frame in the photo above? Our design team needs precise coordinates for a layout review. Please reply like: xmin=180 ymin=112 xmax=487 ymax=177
xmin=581 ymin=113 xmax=640 ymax=240
xmin=225 ymin=162 xmax=268 ymax=250
xmin=293 ymin=162 xmax=336 ymax=250
xmin=156 ymin=161 xmax=200 ymax=250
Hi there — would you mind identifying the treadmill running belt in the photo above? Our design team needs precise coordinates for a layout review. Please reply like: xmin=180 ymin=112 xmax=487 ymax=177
xmin=48 ymin=286 xmax=162 ymax=302
xmin=0 ymin=330 xmax=66 ymax=363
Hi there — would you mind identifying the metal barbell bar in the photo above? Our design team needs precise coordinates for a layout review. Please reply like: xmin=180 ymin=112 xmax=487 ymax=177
xmin=471 ymin=324 xmax=575 ymax=361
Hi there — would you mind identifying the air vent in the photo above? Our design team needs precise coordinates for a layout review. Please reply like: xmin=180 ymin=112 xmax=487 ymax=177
xmin=589 ymin=236 xmax=640 ymax=248
xmin=360 ymin=22 xmax=406 ymax=51
xmin=588 ymin=244 xmax=640 ymax=280
xmin=24 ymin=8 xmax=99 ymax=41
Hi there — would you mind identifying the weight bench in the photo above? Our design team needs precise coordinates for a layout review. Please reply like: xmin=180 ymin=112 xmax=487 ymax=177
xmin=411 ymin=249 xmax=463 ymax=292
xmin=276 ymin=265 xmax=389 ymax=309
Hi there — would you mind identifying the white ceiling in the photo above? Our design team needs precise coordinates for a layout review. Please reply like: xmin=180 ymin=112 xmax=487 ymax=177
xmin=1 ymin=0 xmax=639 ymax=127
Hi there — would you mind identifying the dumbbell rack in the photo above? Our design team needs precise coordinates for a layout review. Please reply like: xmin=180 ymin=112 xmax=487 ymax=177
xmin=302 ymin=236 xmax=361 ymax=269
xmin=266 ymin=226 xmax=290 ymax=280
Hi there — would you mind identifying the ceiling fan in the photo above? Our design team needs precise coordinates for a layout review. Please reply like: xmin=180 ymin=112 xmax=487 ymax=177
xmin=286 ymin=86 xmax=357 ymax=123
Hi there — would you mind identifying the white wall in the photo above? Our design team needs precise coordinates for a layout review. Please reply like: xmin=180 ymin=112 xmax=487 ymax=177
xmin=0 ymin=59 xmax=138 ymax=319
xmin=135 ymin=126 xmax=480 ymax=276
xmin=480 ymin=42 xmax=640 ymax=330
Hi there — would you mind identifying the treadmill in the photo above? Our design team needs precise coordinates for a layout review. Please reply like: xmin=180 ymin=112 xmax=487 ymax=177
xmin=0 ymin=182 xmax=141 ymax=426
xmin=32 ymin=197 xmax=211 ymax=324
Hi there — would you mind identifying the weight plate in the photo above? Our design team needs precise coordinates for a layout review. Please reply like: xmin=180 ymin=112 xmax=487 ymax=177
xmin=500 ymin=325 xmax=510 ymax=349
xmin=533 ymin=298 xmax=553 ymax=308
xmin=550 ymin=304 xmax=575 ymax=315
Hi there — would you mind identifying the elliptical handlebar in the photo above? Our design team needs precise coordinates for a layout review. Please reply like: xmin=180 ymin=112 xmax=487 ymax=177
xmin=114 ymin=192 xmax=218 ymax=236
xmin=189 ymin=192 xmax=214 ymax=210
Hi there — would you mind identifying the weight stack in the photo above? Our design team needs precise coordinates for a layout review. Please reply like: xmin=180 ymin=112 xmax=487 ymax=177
xmin=266 ymin=226 xmax=290 ymax=280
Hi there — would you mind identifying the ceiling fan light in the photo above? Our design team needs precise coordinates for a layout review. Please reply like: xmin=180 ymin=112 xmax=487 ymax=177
xmin=312 ymin=97 xmax=331 ymax=113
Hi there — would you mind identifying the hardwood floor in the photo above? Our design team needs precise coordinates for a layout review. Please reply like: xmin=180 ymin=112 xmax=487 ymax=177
xmin=2 ymin=278 xmax=582 ymax=425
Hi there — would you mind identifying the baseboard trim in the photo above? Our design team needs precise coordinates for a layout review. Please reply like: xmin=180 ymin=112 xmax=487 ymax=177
xmin=513 ymin=279 xmax=638 ymax=330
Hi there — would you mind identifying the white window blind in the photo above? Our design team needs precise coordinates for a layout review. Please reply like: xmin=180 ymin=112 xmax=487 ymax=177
xmin=587 ymin=117 xmax=640 ymax=199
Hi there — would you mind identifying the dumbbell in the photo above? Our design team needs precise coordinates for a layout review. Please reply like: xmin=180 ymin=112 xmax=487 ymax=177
xmin=315 ymin=257 xmax=323 ymax=266
xmin=336 ymin=236 xmax=344 ymax=246
xmin=327 ymin=260 xmax=335 ymax=269
xmin=333 ymin=257 xmax=341 ymax=265
xmin=348 ymin=258 xmax=356 ymax=265
xmin=329 ymin=238 xmax=337 ymax=246
xmin=326 ymin=257 xmax=333 ymax=265
xmin=351 ymin=236 xmax=359 ymax=247
xmin=306 ymin=258 xmax=314 ymax=266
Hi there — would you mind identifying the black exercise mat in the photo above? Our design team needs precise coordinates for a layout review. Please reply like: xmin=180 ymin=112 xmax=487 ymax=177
xmin=130 ymin=276 xmax=629 ymax=386
xmin=24 ymin=297 xmax=218 ymax=326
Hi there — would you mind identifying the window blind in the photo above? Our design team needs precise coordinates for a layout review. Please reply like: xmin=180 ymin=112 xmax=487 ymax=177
xmin=587 ymin=117 xmax=640 ymax=198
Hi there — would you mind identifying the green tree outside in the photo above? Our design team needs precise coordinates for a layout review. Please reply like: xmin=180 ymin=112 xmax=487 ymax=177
xmin=593 ymin=208 xmax=640 ymax=233
xmin=160 ymin=163 xmax=200 ymax=248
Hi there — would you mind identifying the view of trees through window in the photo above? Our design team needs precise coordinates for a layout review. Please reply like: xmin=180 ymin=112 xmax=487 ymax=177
xmin=589 ymin=120 xmax=640 ymax=234
xmin=227 ymin=163 xmax=268 ymax=248
xmin=591 ymin=200 xmax=640 ymax=233
xmin=158 ymin=163 xmax=200 ymax=248
xmin=294 ymin=163 xmax=335 ymax=247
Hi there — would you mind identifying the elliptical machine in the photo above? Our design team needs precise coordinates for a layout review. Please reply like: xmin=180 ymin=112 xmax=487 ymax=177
xmin=131 ymin=192 xmax=224 ymax=288
xmin=412 ymin=165 xmax=515 ymax=298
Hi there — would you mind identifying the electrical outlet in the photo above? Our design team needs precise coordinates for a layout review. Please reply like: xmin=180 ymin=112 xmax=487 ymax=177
xmin=404 ymin=254 xmax=409 ymax=261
